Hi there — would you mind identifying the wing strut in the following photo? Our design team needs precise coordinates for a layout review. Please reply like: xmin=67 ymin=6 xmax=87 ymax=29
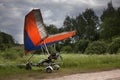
xmin=44 ymin=41 xmax=50 ymax=55
xmin=27 ymin=53 xmax=34 ymax=62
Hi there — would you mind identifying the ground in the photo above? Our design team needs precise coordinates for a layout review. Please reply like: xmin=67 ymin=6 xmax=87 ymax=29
xmin=43 ymin=69 xmax=120 ymax=80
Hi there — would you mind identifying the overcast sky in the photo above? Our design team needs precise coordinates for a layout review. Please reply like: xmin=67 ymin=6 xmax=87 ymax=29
xmin=0 ymin=0 xmax=120 ymax=44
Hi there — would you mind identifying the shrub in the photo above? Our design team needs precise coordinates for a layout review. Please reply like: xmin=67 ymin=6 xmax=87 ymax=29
xmin=85 ymin=41 xmax=107 ymax=54
xmin=74 ymin=39 xmax=89 ymax=53
xmin=10 ymin=47 xmax=24 ymax=57
xmin=0 ymin=44 xmax=6 ymax=51
xmin=61 ymin=46 xmax=72 ymax=53
xmin=18 ymin=50 xmax=24 ymax=57
xmin=2 ymin=49 xmax=19 ymax=60
xmin=108 ymin=37 xmax=120 ymax=54
xmin=48 ymin=46 xmax=57 ymax=53
xmin=34 ymin=49 xmax=43 ymax=54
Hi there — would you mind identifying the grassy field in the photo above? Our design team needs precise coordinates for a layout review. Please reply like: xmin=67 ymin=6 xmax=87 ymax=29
xmin=62 ymin=54 xmax=120 ymax=71
xmin=0 ymin=53 xmax=120 ymax=80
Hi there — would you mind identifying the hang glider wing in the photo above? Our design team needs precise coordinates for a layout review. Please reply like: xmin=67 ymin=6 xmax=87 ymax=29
xmin=24 ymin=9 xmax=76 ymax=53
xmin=40 ymin=31 xmax=76 ymax=46
xmin=24 ymin=9 xmax=48 ymax=52
xmin=24 ymin=31 xmax=76 ymax=52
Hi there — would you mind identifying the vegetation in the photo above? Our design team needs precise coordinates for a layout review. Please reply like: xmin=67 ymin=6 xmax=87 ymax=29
xmin=100 ymin=2 xmax=120 ymax=40
xmin=44 ymin=1 xmax=120 ymax=54
xmin=108 ymin=37 xmax=120 ymax=54
xmin=75 ymin=9 xmax=99 ymax=40
xmin=85 ymin=41 xmax=107 ymax=54
xmin=62 ymin=54 xmax=120 ymax=71
xmin=61 ymin=46 xmax=72 ymax=53
xmin=0 ymin=31 xmax=15 ymax=51
xmin=74 ymin=39 xmax=89 ymax=53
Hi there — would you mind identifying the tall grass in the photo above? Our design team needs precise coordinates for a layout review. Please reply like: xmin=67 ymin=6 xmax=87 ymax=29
xmin=17 ymin=53 xmax=120 ymax=71
xmin=62 ymin=54 xmax=120 ymax=71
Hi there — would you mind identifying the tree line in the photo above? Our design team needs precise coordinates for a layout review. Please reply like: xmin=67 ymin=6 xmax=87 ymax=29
xmin=0 ymin=31 xmax=15 ymax=51
xmin=1 ymin=1 xmax=120 ymax=54
xmin=44 ymin=1 xmax=120 ymax=54
xmin=47 ymin=1 xmax=120 ymax=41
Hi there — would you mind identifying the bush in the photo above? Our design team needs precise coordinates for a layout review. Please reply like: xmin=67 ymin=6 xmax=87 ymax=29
xmin=34 ymin=49 xmax=43 ymax=54
xmin=61 ymin=46 xmax=72 ymax=53
xmin=108 ymin=37 xmax=120 ymax=54
xmin=74 ymin=39 xmax=89 ymax=53
xmin=2 ymin=49 xmax=19 ymax=60
xmin=18 ymin=50 xmax=24 ymax=57
xmin=85 ymin=41 xmax=107 ymax=54
xmin=10 ymin=47 xmax=24 ymax=57
xmin=0 ymin=44 xmax=6 ymax=51
xmin=48 ymin=46 xmax=57 ymax=53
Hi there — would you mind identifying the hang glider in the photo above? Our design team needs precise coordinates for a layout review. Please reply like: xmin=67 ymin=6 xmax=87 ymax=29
xmin=24 ymin=9 xmax=76 ymax=54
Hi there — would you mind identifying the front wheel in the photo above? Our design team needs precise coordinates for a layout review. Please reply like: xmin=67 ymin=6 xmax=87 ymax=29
xmin=53 ymin=64 xmax=60 ymax=70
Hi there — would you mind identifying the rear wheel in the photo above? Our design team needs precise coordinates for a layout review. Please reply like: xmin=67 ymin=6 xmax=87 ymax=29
xmin=26 ymin=62 xmax=32 ymax=70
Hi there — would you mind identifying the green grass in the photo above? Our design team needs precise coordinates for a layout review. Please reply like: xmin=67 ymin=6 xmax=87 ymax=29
xmin=0 ymin=53 xmax=120 ymax=80
xmin=62 ymin=54 xmax=120 ymax=71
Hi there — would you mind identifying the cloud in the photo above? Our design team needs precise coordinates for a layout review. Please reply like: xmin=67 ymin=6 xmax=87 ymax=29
xmin=0 ymin=0 xmax=120 ymax=44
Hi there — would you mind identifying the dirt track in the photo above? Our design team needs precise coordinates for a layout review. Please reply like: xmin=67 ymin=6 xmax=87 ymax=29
xmin=43 ymin=69 xmax=120 ymax=80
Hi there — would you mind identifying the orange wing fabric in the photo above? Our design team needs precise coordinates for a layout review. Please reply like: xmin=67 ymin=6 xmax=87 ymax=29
xmin=40 ymin=31 xmax=76 ymax=45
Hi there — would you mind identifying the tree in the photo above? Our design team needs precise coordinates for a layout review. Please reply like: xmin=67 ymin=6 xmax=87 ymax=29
xmin=63 ymin=16 xmax=75 ymax=31
xmin=0 ymin=32 xmax=15 ymax=51
xmin=46 ymin=24 xmax=58 ymax=34
xmin=108 ymin=37 xmax=120 ymax=54
xmin=74 ymin=39 xmax=89 ymax=53
xmin=85 ymin=41 xmax=107 ymax=54
xmin=101 ymin=1 xmax=115 ymax=22
xmin=58 ymin=27 xmax=64 ymax=33
xmin=76 ymin=9 xmax=99 ymax=40
xmin=75 ymin=14 xmax=86 ymax=39
xmin=99 ymin=1 xmax=120 ymax=40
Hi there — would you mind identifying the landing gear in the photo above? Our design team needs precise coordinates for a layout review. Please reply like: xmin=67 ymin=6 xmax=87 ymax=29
xmin=46 ymin=66 xmax=53 ymax=73
xmin=26 ymin=62 xmax=32 ymax=70
xmin=53 ymin=64 xmax=60 ymax=70
xmin=25 ymin=52 xmax=62 ymax=73
xmin=45 ymin=64 xmax=60 ymax=73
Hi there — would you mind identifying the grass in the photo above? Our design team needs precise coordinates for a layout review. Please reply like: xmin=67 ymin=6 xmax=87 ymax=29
xmin=62 ymin=54 xmax=120 ymax=71
xmin=0 ymin=53 xmax=120 ymax=80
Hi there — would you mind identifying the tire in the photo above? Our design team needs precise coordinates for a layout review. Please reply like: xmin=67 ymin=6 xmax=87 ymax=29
xmin=46 ymin=67 xmax=52 ymax=73
xmin=53 ymin=64 xmax=60 ymax=70
xmin=26 ymin=62 xmax=32 ymax=70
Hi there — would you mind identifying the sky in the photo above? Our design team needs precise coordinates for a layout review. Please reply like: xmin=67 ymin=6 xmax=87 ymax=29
xmin=0 ymin=0 xmax=120 ymax=44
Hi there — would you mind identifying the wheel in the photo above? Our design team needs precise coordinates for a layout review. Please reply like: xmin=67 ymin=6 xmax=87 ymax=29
xmin=46 ymin=66 xmax=53 ymax=73
xmin=53 ymin=64 xmax=60 ymax=70
xmin=26 ymin=62 xmax=32 ymax=70
xmin=46 ymin=68 xmax=52 ymax=73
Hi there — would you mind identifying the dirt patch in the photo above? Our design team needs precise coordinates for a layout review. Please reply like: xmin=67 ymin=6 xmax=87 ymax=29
xmin=43 ymin=69 xmax=120 ymax=80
